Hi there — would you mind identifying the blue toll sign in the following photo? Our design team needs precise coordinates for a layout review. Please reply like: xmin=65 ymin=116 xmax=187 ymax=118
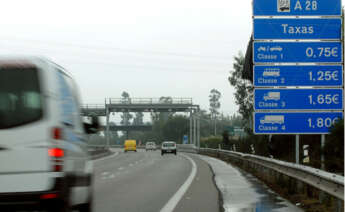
xmin=253 ymin=42 xmax=342 ymax=63
xmin=253 ymin=0 xmax=341 ymax=16
xmin=254 ymin=112 xmax=343 ymax=134
xmin=254 ymin=65 xmax=343 ymax=87
xmin=254 ymin=18 xmax=341 ymax=40
xmin=183 ymin=135 xmax=188 ymax=144
xmin=254 ymin=88 xmax=343 ymax=110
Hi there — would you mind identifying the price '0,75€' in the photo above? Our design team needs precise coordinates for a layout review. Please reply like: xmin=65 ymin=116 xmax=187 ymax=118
xmin=306 ymin=47 xmax=338 ymax=58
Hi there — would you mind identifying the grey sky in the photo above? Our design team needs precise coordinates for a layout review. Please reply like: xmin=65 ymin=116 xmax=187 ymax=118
xmin=0 ymin=0 xmax=253 ymax=116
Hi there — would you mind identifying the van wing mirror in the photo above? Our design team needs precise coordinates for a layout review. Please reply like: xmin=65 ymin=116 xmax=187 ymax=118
xmin=84 ymin=116 xmax=100 ymax=134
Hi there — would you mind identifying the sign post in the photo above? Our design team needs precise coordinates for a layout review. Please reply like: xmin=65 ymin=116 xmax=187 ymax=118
xmin=296 ymin=135 xmax=300 ymax=164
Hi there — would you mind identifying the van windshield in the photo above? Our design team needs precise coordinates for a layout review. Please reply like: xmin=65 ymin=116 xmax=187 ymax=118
xmin=0 ymin=67 xmax=43 ymax=129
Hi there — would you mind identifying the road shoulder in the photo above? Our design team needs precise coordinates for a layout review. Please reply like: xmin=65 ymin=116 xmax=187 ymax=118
xmin=174 ymin=153 xmax=220 ymax=212
xmin=198 ymin=154 xmax=303 ymax=212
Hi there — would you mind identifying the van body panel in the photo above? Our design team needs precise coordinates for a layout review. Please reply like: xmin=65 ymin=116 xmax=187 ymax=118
xmin=124 ymin=140 xmax=137 ymax=151
xmin=0 ymin=57 xmax=92 ymax=207
xmin=0 ymin=141 xmax=50 ymax=173
xmin=0 ymin=64 xmax=51 ymax=175
xmin=0 ymin=172 xmax=63 ymax=193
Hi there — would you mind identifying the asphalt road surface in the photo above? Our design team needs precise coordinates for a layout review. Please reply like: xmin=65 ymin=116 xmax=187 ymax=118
xmin=92 ymin=149 xmax=220 ymax=212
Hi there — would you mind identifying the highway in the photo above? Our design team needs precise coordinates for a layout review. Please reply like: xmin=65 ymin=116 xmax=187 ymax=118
xmin=93 ymin=149 xmax=220 ymax=212
xmin=91 ymin=149 xmax=302 ymax=212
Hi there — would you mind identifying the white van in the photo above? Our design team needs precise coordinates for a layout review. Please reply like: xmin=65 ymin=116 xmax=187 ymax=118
xmin=161 ymin=141 xmax=177 ymax=155
xmin=145 ymin=141 xmax=156 ymax=151
xmin=0 ymin=57 xmax=97 ymax=212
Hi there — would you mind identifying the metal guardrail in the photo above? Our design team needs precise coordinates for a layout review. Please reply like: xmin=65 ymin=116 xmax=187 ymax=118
xmin=107 ymin=98 xmax=193 ymax=105
xmin=198 ymin=148 xmax=344 ymax=201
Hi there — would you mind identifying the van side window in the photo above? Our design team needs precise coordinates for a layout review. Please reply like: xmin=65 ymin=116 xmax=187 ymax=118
xmin=64 ymin=76 xmax=84 ymax=131
xmin=57 ymin=71 xmax=76 ymax=127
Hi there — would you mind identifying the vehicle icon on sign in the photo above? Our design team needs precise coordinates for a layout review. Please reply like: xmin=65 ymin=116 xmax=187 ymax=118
xmin=270 ymin=46 xmax=283 ymax=52
xmin=263 ymin=92 xmax=281 ymax=101
xmin=258 ymin=47 xmax=267 ymax=52
xmin=263 ymin=70 xmax=280 ymax=77
xmin=277 ymin=0 xmax=290 ymax=12
xmin=260 ymin=115 xmax=285 ymax=125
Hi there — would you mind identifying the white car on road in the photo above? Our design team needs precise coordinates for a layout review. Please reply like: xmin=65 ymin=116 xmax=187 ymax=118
xmin=161 ymin=141 xmax=177 ymax=155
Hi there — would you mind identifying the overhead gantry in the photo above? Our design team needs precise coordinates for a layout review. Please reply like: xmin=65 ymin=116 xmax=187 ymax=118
xmin=81 ymin=98 xmax=200 ymax=147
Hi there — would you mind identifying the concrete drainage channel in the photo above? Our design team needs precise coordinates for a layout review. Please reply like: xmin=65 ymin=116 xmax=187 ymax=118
xmin=196 ymin=148 xmax=344 ymax=212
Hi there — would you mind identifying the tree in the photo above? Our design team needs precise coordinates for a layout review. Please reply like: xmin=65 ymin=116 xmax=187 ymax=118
xmin=198 ymin=109 xmax=213 ymax=137
xmin=162 ymin=115 xmax=189 ymax=143
xmin=209 ymin=89 xmax=221 ymax=135
xmin=120 ymin=91 xmax=133 ymax=125
xmin=324 ymin=118 xmax=344 ymax=173
xmin=108 ymin=122 xmax=119 ymax=144
xmin=133 ymin=112 xmax=144 ymax=125
xmin=151 ymin=96 xmax=174 ymax=122
xmin=222 ymin=130 xmax=230 ymax=149
xmin=228 ymin=52 xmax=254 ymax=132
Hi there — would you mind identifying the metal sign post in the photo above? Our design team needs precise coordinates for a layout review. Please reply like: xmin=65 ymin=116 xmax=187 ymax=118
xmin=321 ymin=134 xmax=326 ymax=170
xmin=296 ymin=135 xmax=300 ymax=164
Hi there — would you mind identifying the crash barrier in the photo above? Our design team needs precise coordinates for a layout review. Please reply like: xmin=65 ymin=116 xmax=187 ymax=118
xmin=176 ymin=144 xmax=198 ymax=153
xmin=197 ymin=148 xmax=344 ymax=212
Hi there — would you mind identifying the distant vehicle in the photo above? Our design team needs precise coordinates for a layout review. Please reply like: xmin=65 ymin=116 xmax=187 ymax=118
xmin=124 ymin=140 xmax=137 ymax=152
xmin=0 ymin=57 xmax=98 ymax=211
xmin=260 ymin=115 xmax=285 ymax=125
xmin=263 ymin=92 xmax=281 ymax=101
xmin=145 ymin=142 xmax=156 ymax=151
xmin=161 ymin=141 xmax=177 ymax=155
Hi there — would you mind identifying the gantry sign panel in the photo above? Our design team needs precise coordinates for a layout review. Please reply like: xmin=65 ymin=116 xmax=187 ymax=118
xmin=252 ymin=0 xmax=344 ymax=134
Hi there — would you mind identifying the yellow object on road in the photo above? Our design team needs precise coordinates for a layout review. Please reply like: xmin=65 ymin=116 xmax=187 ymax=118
xmin=124 ymin=140 xmax=137 ymax=152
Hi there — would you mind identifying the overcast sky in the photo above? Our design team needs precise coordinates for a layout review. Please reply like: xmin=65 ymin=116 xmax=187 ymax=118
xmin=0 ymin=0 xmax=253 ymax=118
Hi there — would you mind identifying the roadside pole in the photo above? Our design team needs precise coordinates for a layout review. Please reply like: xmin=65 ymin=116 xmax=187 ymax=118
xmin=197 ymin=116 xmax=200 ymax=148
xmin=189 ymin=110 xmax=193 ymax=144
xmin=295 ymin=135 xmax=300 ymax=164
xmin=321 ymin=134 xmax=325 ymax=170
xmin=106 ymin=106 xmax=110 ymax=147
xmin=193 ymin=116 xmax=197 ymax=146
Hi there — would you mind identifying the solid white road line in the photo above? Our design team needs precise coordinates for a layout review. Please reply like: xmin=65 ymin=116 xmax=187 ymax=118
xmin=160 ymin=154 xmax=197 ymax=212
